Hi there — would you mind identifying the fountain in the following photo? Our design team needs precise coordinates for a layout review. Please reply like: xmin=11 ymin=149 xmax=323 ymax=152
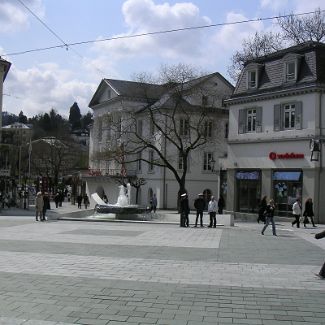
xmin=91 ymin=184 xmax=149 ymax=219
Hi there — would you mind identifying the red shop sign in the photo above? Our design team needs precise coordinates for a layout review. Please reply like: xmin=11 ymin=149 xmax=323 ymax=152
xmin=269 ymin=152 xmax=304 ymax=160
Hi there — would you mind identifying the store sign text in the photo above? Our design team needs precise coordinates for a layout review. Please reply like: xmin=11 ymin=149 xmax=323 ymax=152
xmin=269 ymin=152 xmax=304 ymax=160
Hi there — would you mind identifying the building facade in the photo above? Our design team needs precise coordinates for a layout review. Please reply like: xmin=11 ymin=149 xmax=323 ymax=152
xmin=224 ymin=42 xmax=325 ymax=223
xmin=87 ymin=73 xmax=234 ymax=209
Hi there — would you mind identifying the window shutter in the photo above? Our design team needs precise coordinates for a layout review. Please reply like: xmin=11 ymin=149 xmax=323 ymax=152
xmin=274 ymin=104 xmax=282 ymax=131
xmin=295 ymin=101 xmax=303 ymax=130
xmin=238 ymin=109 xmax=246 ymax=134
xmin=256 ymin=107 xmax=262 ymax=132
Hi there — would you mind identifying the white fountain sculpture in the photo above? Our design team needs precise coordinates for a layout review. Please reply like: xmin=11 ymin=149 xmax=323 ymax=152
xmin=116 ymin=185 xmax=128 ymax=207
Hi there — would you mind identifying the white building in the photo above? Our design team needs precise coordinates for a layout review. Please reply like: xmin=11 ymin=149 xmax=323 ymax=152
xmin=224 ymin=41 xmax=325 ymax=223
xmin=87 ymin=73 xmax=234 ymax=209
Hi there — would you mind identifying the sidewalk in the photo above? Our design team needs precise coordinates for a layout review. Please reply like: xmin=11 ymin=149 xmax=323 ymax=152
xmin=0 ymin=202 xmax=324 ymax=324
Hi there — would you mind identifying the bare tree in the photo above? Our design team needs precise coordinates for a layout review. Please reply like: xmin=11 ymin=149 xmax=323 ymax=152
xmin=93 ymin=64 xmax=230 ymax=201
xmin=228 ymin=9 xmax=325 ymax=81
xmin=278 ymin=8 xmax=325 ymax=44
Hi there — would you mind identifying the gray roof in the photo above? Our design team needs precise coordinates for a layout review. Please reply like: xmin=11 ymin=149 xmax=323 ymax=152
xmin=104 ymin=79 xmax=167 ymax=100
xmin=233 ymin=41 xmax=325 ymax=98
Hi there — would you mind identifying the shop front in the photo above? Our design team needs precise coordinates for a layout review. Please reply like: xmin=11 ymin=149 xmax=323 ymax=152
xmin=272 ymin=170 xmax=302 ymax=217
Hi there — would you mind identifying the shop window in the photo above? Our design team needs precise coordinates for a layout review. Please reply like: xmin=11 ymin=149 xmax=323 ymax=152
xmin=272 ymin=170 xmax=302 ymax=217
xmin=238 ymin=107 xmax=262 ymax=134
xmin=274 ymin=102 xmax=302 ymax=131
xmin=236 ymin=170 xmax=261 ymax=213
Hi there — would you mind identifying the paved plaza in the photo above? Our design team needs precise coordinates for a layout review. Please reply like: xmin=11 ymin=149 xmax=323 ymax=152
xmin=0 ymin=206 xmax=324 ymax=324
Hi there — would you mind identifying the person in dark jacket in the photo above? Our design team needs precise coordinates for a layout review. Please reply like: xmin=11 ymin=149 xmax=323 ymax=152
xmin=315 ymin=230 xmax=325 ymax=279
xmin=42 ymin=192 xmax=50 ymax=221
xmin=257 ymin=196 xmax=267 ymax=223
xmin=303 ymin=198 xmax=316 ymax=227
xmin=180 ymin=193 xmax=190 ymax=227
xmin=84 ymin=194 xmax=90 ymax=209
xmin=261 ymin=199 xmax=277 ymax=236
xmin=77 ymin=194 xmax=82 ymax=209
xmin=217 ymin=195 xmax=225 ymax=214
xmin=194 ymin=193 xmax=205 ymax=227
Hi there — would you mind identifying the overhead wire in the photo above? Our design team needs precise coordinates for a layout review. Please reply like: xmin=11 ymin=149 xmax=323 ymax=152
xmin=1 ymin=8 xmax=325 ymax=58
xmin=14 ymin=0 xmax=106 ymax=76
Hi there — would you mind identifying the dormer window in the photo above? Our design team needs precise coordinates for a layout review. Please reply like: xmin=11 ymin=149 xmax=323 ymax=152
xmin=286 ymin=61 xmax=296 ymax=82
xmin=248 ymin=70 xmax=257 ymax=88
xmin=283 ymin=53 xmax=302 ymax=83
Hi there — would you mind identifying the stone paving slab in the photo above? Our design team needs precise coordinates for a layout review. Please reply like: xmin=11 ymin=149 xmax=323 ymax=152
xmin=0 ymin=215 xmax=324 ymax=324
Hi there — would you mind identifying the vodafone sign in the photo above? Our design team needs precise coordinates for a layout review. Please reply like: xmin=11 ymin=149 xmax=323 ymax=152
xmin=269 ymin=152 xmax=304 ymax=160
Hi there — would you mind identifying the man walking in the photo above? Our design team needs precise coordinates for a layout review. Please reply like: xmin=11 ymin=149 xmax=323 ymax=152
xmin=292 ymin=198 xmax=302 ymax=228
xmin=180 ymin=193 xmax=190 ymax=227
xmin=194 ymin=193 xmax=205 ymax=227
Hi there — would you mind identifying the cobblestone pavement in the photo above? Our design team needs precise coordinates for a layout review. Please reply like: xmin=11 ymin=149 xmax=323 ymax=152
xmin=0 ymin=215 xmax=324 ymax=324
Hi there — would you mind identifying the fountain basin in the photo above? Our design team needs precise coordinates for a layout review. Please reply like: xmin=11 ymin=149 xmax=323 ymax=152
xmin=94 ymin=204 xmax=149 ymax=215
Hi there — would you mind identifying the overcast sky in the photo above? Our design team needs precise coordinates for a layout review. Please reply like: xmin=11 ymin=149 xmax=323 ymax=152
xmin=1 ymin=0 xmax=324 ymax=118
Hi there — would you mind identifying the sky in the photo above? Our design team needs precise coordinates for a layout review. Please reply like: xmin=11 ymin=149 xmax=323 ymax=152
xmin=1 ymin=0 xmax=324 ymax=118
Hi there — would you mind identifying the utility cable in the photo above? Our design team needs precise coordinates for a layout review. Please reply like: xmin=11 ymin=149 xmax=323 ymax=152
xmin=1 ymin=8 xmax=325 ymax=57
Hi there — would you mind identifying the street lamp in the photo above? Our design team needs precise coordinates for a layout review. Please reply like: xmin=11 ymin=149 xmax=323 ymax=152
xmin=310 ymin=139 xmax=321 ymax=162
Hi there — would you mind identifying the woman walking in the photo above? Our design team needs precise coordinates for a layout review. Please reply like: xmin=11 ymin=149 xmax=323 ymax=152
xmin=261 ymin=199 xmax=277 ymax=236
xmin=303 ymin=198 xmax=316 ymax=227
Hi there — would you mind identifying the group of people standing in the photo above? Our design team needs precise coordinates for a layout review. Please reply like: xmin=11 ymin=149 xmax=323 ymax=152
xmin=35 ymin=192 xmax=50 ymax=221
xmin=257 ymin=196 xmax=317 ymax=235
xmin=77 ymin=194 xmax=90 ymax=209
xmin=180 ymin=193 xmax=225 ymax=228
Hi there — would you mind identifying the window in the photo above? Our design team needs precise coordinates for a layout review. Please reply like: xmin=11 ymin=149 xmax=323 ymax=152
xmin=238 ymin=107 xmax=262 ymax=134
xmin=248 ymin=70 xmax=257 ymax=88
xmin=179 ymin=118 xmax=189 ymax=136
xmin=97 ymin=119 xmax=102 ymax=142
xmin=137 ymin=120 xmax=143 ymax=136
xmin=246 ymin=108 xmax=256 ymax=132
xmin=284 ymin=104 xmax=296 ymax=129
xmin=178 ymin=151 xmax=184 ymax=170
xmin=274 ymin=102 xmax=302 ymax=131
xmin=202 ymin=95 xmax=208 ymax=106
xmin=225 ymin=122 xmax=229 ymax=138
xmin=149 ymin=120 xmax=155 ymax=135
xmin=286 ymin=61 xmax=296 ymax=82
xmin=203 ymin=120 xmax=213 ymax=138
xmin=107 ymin=89 xmax=111 ymax=99
xmin=149 ymin=150 xmax=154 ymax=172
xmin=137 ymin=152 xmax=142 ymax=172
xmin=203 ymin=152 xmax=213 ymax=171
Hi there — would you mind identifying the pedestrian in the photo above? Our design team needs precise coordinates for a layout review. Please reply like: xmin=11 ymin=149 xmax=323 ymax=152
xmin=257 ymin=195 xmax=267 ymax=223
xmin=35 ymin=192 xmax=44 ymax=222
xmin=261 ymin=199 xmax=277 ymax=236
xmin=315 ymin=230 xmax=325 ymax=279
xmin=208 ymin=196 xmax=218 ymax=228
xmin=42 ymin=192 xmax=50 ymax=221
xmin=217 ymin=194 xmax=225 ymax=214
xmin=151 ymin=193 xmax=157 ymax=213
xmin=77 ymin=194 xmax=82 ymax=209
xmin=180 ymin=193 xmax=190 ymax=227
xmin=54 ymin=192 xmax=60 ymax=208
xmin=194 ymin=193 xmax=205 ymax=227
xmin=84 ymin=193 xmax=90 ymax=209
xmin=303 ymin=198 xmax=316 ymax=227
xmin=292 ymin=198 xmax=302 ymax=228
